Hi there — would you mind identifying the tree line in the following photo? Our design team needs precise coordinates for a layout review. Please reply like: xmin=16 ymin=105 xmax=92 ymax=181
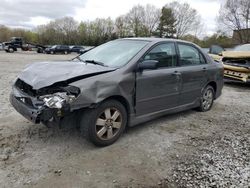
xmin=0 ymin=0 xmax=249 ymax=47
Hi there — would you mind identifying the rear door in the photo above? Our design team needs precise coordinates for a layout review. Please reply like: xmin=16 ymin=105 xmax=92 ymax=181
xmin=177 ymin=42 xmax=209 ymax=105
xmin=136 ymin=42 xmax=182 ymax=116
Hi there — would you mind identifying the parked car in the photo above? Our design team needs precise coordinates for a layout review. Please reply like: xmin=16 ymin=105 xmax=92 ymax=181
xmin=209 ymin=44 xmax=250 ymax=83
xmin=69 ymin=46 xmax=85 ymax=54
xmin=10 ymin=38 xmax=223 ymax=146
xmin=0 ymin=43 xmax=3 ymax=50
xmin=79 ymin=47 xmax=94 ymax=54
xmin=37 ymin=46 xmax=48 ymax=53
xmin=45 ymin=45 xmax=70 ymax=54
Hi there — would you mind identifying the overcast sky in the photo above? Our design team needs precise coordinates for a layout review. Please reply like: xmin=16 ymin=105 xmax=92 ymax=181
xmin=0 ymin=0 xmax=222 ymax=35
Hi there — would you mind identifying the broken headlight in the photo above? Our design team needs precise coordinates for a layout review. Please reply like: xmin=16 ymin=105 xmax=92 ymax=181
xmin=40 ymin=92 xmax=76 ymax=109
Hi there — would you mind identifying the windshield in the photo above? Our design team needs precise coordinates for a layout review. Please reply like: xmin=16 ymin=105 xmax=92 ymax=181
xmin=209 ymin=45 xmax=224 ymax=55
xmin=234 ymin=44 xmax=250 ymax=51
xmin=79 ymin=40 xmax=149 ymax=67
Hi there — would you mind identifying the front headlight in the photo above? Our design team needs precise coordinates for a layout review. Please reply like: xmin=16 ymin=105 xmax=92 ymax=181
xmin=40 ymin=92 xmax=76 ymax=109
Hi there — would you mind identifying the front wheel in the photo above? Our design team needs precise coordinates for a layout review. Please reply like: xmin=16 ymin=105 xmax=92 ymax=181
xmin=198 ymin=85 xmax=215 ymax=112
xmin=80 ymin=100 xmax=127 ymax=146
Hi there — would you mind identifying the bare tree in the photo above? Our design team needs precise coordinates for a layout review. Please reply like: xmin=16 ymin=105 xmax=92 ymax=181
xmin=144 ymin=4 xmax=161 ymax=36
xmin=126 ymin=5 xmax=146 ymax=37
xmin=166 ymin=1 xmax=202 ymax=38
xmin=218 ymin=0 xmax=250 ymax=43
xmin=115 ymin=15 xmax=130 ymax=38
xmin=0 ymin=25 xmax=11 ymax=42
xmin=79 ymin=18 xmax=115 ymax=46
xmin=53 ymin=17 xmax=79 ymax=44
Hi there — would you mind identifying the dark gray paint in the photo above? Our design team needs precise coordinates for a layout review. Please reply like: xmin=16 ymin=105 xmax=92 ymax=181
xmin=10 ymin=38 xmax=224 ymax=127
xmin=19 ymin=61 xmax=115 ymax=89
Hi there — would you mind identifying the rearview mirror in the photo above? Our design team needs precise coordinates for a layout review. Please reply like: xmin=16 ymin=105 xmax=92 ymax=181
xmin=138 ymin=60 xmax=159 ymax=71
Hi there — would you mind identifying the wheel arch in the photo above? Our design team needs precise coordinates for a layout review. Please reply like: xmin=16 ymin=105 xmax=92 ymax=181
xmin=102 ymin=95 xmax=130 ymax=115
xmin=205 ymin=81 xmax=217 ymax=97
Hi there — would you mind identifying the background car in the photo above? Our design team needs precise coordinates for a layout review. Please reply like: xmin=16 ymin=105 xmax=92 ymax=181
xmin=45 ymin=45 xmax=70 ymax=54
xmin=79 ymin=46 xmax=94 ymax=54
xmin=69 ymin=46 xmax=85 ymax=54
xmin=209 ymin=44 xmax=250 ymax=83
xmin=233 ymin=43 xmax=250 ymax=51
xmin=0 ymin=43 xmax=3 ymax=50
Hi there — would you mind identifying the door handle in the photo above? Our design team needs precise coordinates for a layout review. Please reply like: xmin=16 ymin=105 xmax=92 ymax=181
xmin=172 ymin=71 xmax=181 ymax=79
xmin=202 ymin=67 xmax=207 ymax=72
xmin=172 ymin=71 xmax=181 ymax=76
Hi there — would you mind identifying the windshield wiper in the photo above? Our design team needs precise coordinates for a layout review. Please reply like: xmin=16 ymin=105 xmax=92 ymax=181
xmin=71 ymin=55 xmax=84 ymax=62
xmin=84 ymin=60 xmax=107 ymax=67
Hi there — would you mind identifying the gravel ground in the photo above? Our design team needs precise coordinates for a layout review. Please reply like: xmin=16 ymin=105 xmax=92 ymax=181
xmin=0 ymin=51 xmax=249 ymax=188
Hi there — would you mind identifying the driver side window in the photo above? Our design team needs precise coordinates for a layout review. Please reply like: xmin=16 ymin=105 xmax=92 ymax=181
xmin=143 ymin=43 xmax=177 ymax=68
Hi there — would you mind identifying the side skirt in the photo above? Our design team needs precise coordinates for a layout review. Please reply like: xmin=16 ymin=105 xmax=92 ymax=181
xmin=128 ymin=100 xmax=199 ymax=127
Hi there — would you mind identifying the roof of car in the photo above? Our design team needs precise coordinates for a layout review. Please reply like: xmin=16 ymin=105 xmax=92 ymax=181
xmin=121 ymin=37 xmax=194 ymax=44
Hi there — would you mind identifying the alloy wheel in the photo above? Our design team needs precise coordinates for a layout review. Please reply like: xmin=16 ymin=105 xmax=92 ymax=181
xmin=202 ymin=88 xmax=213 ymax=110
xmin=95 ymin=107 xmax=122 ymax=140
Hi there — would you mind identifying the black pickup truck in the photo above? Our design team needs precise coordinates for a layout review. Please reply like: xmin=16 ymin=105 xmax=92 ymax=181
xmin=3 ymin=37 xmax=46 ymax=53
xmin=3 ymin=37 xmax=24 ymax=52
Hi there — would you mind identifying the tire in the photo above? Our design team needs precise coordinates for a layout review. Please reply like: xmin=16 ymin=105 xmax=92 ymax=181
xmin=198 ymin=85 xmax=215 ymax=112
xmin=80 ymin=100 xmax=127 ymax=147
xmin=8 ymin=47 xmax=14 ymax=53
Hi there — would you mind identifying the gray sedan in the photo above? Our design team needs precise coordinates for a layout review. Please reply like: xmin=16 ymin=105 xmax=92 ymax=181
xmin=10 ymin=38 xmax=224 ymax=146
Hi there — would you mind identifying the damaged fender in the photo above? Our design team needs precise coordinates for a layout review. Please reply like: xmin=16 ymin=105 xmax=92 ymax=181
xmin=69 ymin=69 xmax=135 ymax=114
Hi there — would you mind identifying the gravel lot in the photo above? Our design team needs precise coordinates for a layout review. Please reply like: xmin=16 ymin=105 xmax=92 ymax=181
xmin=0 ymin=51 xmax=250 ymax=188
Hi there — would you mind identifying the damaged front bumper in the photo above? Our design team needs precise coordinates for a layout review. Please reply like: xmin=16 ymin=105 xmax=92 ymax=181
xmin=10 ymin=86 xmax=67 ymax=124
xmin=223 ymin=64 xmax=250 ymax=83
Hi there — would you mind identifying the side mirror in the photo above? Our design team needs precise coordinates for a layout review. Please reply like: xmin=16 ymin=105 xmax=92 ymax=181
xmin=138 ymin=60 xmax=159 ymax=71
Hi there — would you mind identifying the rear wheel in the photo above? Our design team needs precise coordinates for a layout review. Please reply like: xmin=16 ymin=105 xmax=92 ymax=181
xmin=80 ymin=100 xmax=127 ymax=146
xmin=8 ymin=47 xmax=14 ymax=53
xmin=198 ymin=85 xmax=215 ymax=112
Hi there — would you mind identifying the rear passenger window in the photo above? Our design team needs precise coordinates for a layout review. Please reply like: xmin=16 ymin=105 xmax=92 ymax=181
xmin=178 ymin=44 xmax=206 ymax=66
xmin=143 ymin=43 xmax=177 ymax=68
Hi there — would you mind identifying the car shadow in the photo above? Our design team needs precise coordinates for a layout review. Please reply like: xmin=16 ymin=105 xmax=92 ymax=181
xmin=21 ymin=108 xmax=196 ymax=150
xmin=224 ymin=81 xmax=250 ymax=90
xmin=125 ymin=109 xmax=196 ymax=134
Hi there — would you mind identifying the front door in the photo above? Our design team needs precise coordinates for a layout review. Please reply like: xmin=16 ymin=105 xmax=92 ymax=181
xmin=136 ymin=42 xmax=181 ymax=116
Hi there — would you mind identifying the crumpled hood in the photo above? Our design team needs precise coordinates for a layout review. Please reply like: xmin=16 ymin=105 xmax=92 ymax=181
xmin=18 ymin=61 xmax=115 ymax=89
xmin=222 ymin=51 xmax=250 ymax=58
